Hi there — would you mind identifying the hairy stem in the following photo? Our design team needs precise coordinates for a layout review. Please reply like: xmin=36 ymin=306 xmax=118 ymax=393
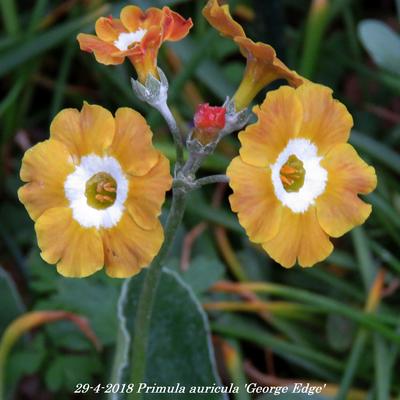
xmin=158 ymin=102 xmax=184 ymax=167
xmin=194 ymin=174 xmax=229 ymax=188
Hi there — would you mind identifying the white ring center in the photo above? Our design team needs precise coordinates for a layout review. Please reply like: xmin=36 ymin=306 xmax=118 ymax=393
xmin=271 ymin=138 xmax=327 ymax=213
xmin=64 ymin=154 xmax=128 ymax=228
xmin=114 ymin=28 xmax=147 ymax=51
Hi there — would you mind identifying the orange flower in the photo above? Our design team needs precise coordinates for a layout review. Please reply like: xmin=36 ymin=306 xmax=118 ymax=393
xmin=18 ymin=103 xmax=172 ymax=278
xmin=227 ymin=83 xmax=377 ymax=268
xmin=203 ymin=0 xmax=303 ymax=110
xmin=77 ymin=6 xmax=192 ymax=83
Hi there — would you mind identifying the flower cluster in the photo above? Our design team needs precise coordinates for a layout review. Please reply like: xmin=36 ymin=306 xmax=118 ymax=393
xmin=18 ymin=1 xmax=376 ymax=278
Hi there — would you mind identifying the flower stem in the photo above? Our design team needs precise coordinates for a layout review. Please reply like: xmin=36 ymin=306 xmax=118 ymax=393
xmin=194 ymin=174 xmax=229 ymax=188
xmin=128 ymin=187 xmax=187 ymax=400
xmin=158 ymin=102 xmax=184 ymax=167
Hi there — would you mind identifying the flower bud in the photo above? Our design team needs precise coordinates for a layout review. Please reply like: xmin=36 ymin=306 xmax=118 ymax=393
xmin=192 ymin=103 xmax=226 ymax=145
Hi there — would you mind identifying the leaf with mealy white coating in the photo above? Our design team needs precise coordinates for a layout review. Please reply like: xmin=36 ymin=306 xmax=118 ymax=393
xmin=111 ymin=268 xmax=226 ymax=400
xmin=358 ymin=19 xmax=400 ymax=75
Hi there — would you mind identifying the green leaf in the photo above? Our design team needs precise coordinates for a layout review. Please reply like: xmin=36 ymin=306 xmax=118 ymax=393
xmin=45 ymin=354 xmax=101 ymax=392
xmin=5 ymin=334 xmax=46 ymax=400
xmin=350 ymin=130 xmax=400 ymax=174
xmin=169 ymin=38 xmax=237 ymax=101
xmin=28 ymin=252 xmax=120 ymax=346
xmin=212 ymin=314 xmax=343 ymax=380
xmin=27 ymin=249 xmax=59 ymax=293
xmin=326 ymin=314 xmax=355 ymax=352
xmin=0 ymin=0 xmax=20 ymax=36
xmin=185 ymin=192 xmax=243 ymax=234
xmin=166 ymin=256 xmax=225 ymax=295
xmin=351 ymin=227 xmax=376 ymax=291
xmin=0 ymin=5 xmax=110 ymax=78
xmin=374 ymin=335 xmax=390 ymax=400
xmin=44 ymin=274 xmax=121 ymax=346
xmin=113 ymin=269 xmax=225 ymax=400
xmin=7 ymin=334 xmax=46 ymax=388
xmin=358 ymin=19 xmax=400 ymax=75
xmin=0 ymin=267 xmax=25 ymax=335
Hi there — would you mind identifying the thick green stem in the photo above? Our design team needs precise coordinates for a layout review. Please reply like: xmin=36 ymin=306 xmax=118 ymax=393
xmin=128 ymin=188 xmax=187 ymax=400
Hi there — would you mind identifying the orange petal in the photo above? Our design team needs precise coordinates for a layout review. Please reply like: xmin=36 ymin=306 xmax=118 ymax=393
xmin=161 ymin=7 xmax=193 ymax=41
xmin=120 ymin=5 xmax=145 ymax=32
xmin=232 ymin=38 xmax=304 ymax=110
xmin=50 ymin=103 xmax=114 ymax=159
xmin=297 ymin=83 xmax=353 ymax=155
xmin=144 ymin=7 xmax=165 ymax=28
xmin=126 ymin=154 xmax=172 ymax=230
xmin=235 ymin=36 xmax=276 ymax=62
xmin=95 ymin=17 xmax=126 ymax=42
xmin=35 ymin=207 xmax=104 ymax=277
xmin=262 ymin=207 xmax=333 ymax=268
xmin=317 ymin=143 xmax=377 ymax=237
xmin=140 ymin=24 xmax=163 ymax=49
xmin=77 ymin=33 xmax=124 ymax=65
xmin=18 ymin=140 xmax=74 ymax=221
xmin=227 ymin=157 xmax=282 ymax=243
xmin=239 ymin=86 xmax=303 ymax=167
xmin=202 ymin=0 xmax=245 ymax=39
xmin=102 ymin=213 xmax=164 ymax=278
xmin=109 ymin=107 xmax=159 ymax=176
xmin=235 ymin=36 xmax=302 ymax=86
xmin=272 ymin=57 xmax=305 ymax=88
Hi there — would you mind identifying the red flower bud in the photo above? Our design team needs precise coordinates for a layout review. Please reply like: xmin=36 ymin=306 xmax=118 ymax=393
xmin=194 ymin=103 xmax=226 ymax=130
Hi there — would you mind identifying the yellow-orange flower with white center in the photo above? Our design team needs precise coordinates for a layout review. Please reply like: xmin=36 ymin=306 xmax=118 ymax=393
xmin=203 ymin=0 xmax=304 ymax=111
xmin=18 ymin=103 xmax=172 ymax=278
xmin=77 ymin=6 xmax=192 ymax=83
xmin=227 ymin=83 xmax=377 ymax=268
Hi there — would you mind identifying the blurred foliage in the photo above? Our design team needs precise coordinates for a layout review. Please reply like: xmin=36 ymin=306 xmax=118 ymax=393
xmin=0 ymin=0 xmax=400 ymax=399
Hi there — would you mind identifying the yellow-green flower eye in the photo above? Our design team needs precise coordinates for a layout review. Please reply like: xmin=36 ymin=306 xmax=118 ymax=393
xmin=279 ymin=154 xmax=306 ymax=193
xmin=85 ymin=172 xmax=117 ymax=209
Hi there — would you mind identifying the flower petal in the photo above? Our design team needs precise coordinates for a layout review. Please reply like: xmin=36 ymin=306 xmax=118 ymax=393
xmin=239 ymin=86 xmax=303 ymax=167
xmin=120 ymin=5 xmax=146 ymax=32
xmin=227 ymin=157 xmax=282 ymax=243
xmin=95 ymin=17 xmax=126 ymax=42
xmin=235 ymin=36 xmax=276 ymax=61
xmin=139 ymin=25 xmax=163 ymax=54
xmin=262 ymin=207 xmax=333 ymax=268
xmin=18 ymin=140 xmax=74 ymax=221
xmin=297 ymin=83 xmax=353 ymax=155
xmin=126 ymin=154 xmax=172 ymax=230
xmin=50 ymin=103 xmax=115 ymax=160
xmin=77 ymin=33 xmax=124 ymax=65
xmin=161 ymin=7 xmax=193 ymax=41
xmin=35 ymin=207 xmax=104 ymax=277
xmin=102 ymin=213 xmax=164 ymax=278
xmin=144 ymin=7 xmax=164 ymax=28
xmin=202 ymin=0 xmax=245 ymax=39
xmin=109 ymin=107 xmax=159 ymax=176
xmin=317 ymin=143 xmax=377 ymax=237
